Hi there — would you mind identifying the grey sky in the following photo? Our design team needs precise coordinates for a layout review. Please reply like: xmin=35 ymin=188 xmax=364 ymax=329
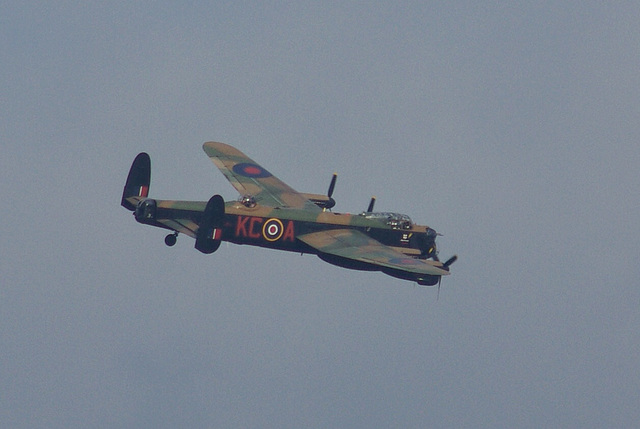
xmin=2 ymin=2 xmax=639 ymax=428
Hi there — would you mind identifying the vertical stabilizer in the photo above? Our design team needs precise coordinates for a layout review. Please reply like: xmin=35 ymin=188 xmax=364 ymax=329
xmin=121 ymin=153 xmax=151 ymax=211
xmin=195 ymin=194 xmax=225 ymax=254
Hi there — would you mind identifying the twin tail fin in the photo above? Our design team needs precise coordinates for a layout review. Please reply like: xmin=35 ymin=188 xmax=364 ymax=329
xmin=121 ymin=153 xmax=151 ymax=211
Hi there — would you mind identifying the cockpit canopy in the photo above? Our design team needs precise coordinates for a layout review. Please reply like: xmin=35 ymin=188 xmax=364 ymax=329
xmin=361 ymin=212 xmax=413 ymax=229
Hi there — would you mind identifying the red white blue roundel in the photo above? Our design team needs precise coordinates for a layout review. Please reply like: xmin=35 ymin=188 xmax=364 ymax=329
xmin=232 ymin=162 xmax=272 ymax=178
xmin=262 ymin=218 xmax=284 ymax=241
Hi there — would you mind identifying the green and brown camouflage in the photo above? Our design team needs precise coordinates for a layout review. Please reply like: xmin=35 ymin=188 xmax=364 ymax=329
xmin=122 ymin=142 xmax=456 ymax=286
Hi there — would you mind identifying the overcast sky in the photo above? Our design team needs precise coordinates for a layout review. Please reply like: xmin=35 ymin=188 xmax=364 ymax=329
xmin=2 ymin=2 xmax=639 ymax=428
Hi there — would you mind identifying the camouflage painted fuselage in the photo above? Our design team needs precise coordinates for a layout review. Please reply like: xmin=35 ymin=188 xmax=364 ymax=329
xmin=124 ymin=142 xmax=454 ymax=286
xmin=131 ymin=196 xmax=443 ymax=284
xmin=137 ymin=199 xmax=436 ymax=257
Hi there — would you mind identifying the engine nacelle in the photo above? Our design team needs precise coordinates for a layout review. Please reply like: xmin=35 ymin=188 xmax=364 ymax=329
xmin=300 ymin=193 xmax=336 ymax=210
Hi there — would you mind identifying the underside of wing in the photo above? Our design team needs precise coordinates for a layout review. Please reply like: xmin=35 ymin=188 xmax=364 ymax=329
xmin=298 ymin=229 xmax=449 ymax=282
xmin=203 ymin=141 xmax=320 ymax=211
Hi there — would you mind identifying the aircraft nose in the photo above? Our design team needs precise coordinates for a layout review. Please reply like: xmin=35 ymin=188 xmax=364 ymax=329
xmin=419 ymin=230 xmax=437 ymax=258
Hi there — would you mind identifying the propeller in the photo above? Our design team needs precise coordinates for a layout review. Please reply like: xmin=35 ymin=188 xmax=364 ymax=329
xmin=327 ymin=173 xmax=337 ymax=199
xmin=443 ymin=255 xmax=458 ymax=268
xmin=437 ymin=255 xmax=458 ymax=301
xmin=320 ymin=173 xmax=337 ymax=210
xmin=367 ymin=196 xmax=376 ymax=213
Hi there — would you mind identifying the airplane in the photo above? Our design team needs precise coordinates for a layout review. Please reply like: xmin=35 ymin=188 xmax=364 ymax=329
xmin=121 ymin=142 xmax=456 ymax=286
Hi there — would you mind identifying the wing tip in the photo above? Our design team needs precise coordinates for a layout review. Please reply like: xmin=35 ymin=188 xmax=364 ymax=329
xmin=203 ymin=141 xmax=246 ymax=157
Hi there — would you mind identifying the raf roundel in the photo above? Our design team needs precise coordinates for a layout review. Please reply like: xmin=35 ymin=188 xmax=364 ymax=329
xmin=262 ymin=218 xmax=284 ymax=242
xmin=232 ymin=162 xmax=272 ymax=178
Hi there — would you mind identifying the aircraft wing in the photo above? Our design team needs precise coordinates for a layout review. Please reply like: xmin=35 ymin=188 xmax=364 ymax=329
xmin=298 ymin=229 xmax=450 ymax=277
xmin=203 ymin=142 xmax=321 ymax=211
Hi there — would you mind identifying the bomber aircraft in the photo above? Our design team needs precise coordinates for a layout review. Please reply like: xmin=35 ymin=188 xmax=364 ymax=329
xmin=121 ymin=142 xmax=456 ymax=286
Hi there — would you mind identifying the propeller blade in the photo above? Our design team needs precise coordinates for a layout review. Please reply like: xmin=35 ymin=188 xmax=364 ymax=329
xmin=443 ymin=255 xmax=458 ymax=268
xmin=327 ymin=173 xmax=337 ymax=198
xmin=367 ymin=196 xmax=376 ymax=212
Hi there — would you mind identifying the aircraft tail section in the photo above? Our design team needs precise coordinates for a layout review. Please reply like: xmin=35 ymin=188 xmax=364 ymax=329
xmin=121 ymin=152 xmax=151 ymax=211
xmin=195 ymin=194 xmax=225 ymax=254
